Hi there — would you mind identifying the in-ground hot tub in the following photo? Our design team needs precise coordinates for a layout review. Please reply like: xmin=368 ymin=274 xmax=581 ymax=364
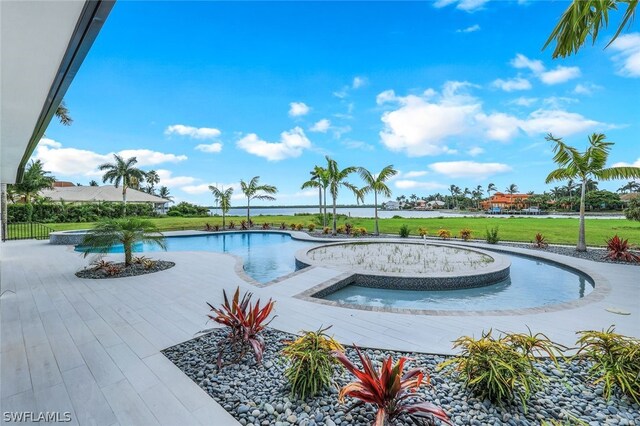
xmin=295 ymin=241 xmax=510 ymax=291
xmin=50 ymin=230 xmax=89 ymax=245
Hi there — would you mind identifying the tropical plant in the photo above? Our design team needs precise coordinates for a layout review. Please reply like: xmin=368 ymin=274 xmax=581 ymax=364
xmin=545 ymin=133 xmax=640 ymax=251
xmin=11 ymin=160 xmax=56 ymax=206
xmin=307 ymin=223 xmax=316 ymax=232
xmin=295 ymin=223 xmax=304 ymax=231
xmin=418 ymin=227 xmax=429 ymax=237
xmin=282 ymin=326 xmax=344 ymax=399
xmin=575 ymin=326 xmax=640 ymax=404
xmin=144 ymin=170 xmax=160 ymax=194
xmin=544 ymin=0 xmax=637 ymax=58
xmin=99 ymin=154 xmax=146 ymax=216
xmin=80 ymin=218 xmax=166 ymax=266
xmin=399 ymin=224 xmax=410 ymax=238
xmin=240 ymin=220 xmax=248 ymax=230
xmin=262 ymin=223 xmax=271 ymax=230
xmin=301 ymin=166 xmax=330 ymax=228
xmin=208 ymin=185 xmax=233 ymax=229
xmin=158 ymin=186 xmax=173 ymax=201
xmin=55 ymin=101 xmax=73 ymax=126
xmin=438 ymin=229 xmax=451 ymax=240
xmin=625 ymin=196 xmax=640 ymax=221
xmin=279 ymin=222 xmax=287 ymax=230
xmin=206 ymin=287 xmax=275 ymax=368
xmin=344 ymin=223 xmax=353 ymax=235
xmin=358 ymin=165 xmax=398 ymax=235
xmin=325 ymin=157 xmax=362 ymax=235
xmin=240 ymin=176 xmax=277 ymax=223
xmin=89 ymin=180 xmax=99 ymax=187
xmin=323 ymin=226 xmax=330 ymax=234
xmin=334 ymin=346 xmax=452 ymax=426
xmin=486 ymin=226 xmax=500 ymax=244
xmin=459 ymin=229 xmax=472 ymax=241
xmin=533 ymin=233 xmax=549 ymax=248
xmin=604 ymin=235 xmax=640 ymax=262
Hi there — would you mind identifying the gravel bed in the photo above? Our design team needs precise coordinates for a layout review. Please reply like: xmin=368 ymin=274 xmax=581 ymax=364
xmin=163 ymin=328 xmax=640 ymax=426
xmin=75 ymin=260 xmax=175 ymax=279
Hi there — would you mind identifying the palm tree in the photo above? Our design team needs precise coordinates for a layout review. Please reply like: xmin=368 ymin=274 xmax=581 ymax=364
xmin=209 ymin=186 xmax=233 ymax=229
xmin=358 ymin=165 xmax=398 ymax=235
xmin=505 ymin=184 xmax=519 ymax=195
xmin=545 ymin=133 xmax=640 ymax=251
xmin=99 ymin=154 xmax=146 ymax=216
xmin=544 ymin=0 xmax=637 ymax=58
xmin=158 ymin=186 xmax=173 ymax=201
xmin=473 ymin=185 xmax=484 ymax=209
xmin=145 ymin=170 xmax=160 ymax=194
xmin=55 ymin=101 xmax=73 ymax=126
xmin=325 ymin=156 xmax=361 ymax=235
xmin=240 ymin=176 xmax=278 ymax=223
xmin=301 ymin=166 xmax=330 ymax=227
xmin=89 ymin=180 xmax=99 ymax=187
xmin=81 ymin=218 xmax=166 ymax=267
xmin=487 ymin=183 xmax=497 ymax=196
xmin=12 ymin=160 xmax=56 ymax=204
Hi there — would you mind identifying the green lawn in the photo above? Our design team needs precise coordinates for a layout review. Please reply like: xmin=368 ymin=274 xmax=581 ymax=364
xmin=41 ymin=214 xmax=639 ymax=247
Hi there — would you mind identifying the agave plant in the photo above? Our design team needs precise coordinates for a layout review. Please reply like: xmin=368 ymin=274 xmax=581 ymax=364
xmin=605 ymin=235 xmax=640 ymax=262
xmin=334 ymin=346 xmax=451 ymax=426
xmin=533 ymin=233 xmax=549 ymax=249
xmin=207 ymin=287 xmax=275 ymax=368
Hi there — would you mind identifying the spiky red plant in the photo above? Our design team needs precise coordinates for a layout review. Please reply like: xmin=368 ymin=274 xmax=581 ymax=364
xmin=334 ymin=346 xmax=452 ymax=426
xmin=533 ymin=233 xmax=548 ymax=248
xmin=605 ymin=235 xmax=640 ymax=262
xmin=207 ymin=287 xmax=275 ymax=367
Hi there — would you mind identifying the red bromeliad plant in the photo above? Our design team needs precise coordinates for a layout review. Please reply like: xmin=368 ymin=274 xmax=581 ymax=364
xmin=533 ymin=233 xmax=549 ymax=249
xmin=333 ymin=347 xmax=452 ymax=426
xmin=207 ymin=287 xmax=276 ymax=368
xmin=605 ymin=235 xmax=640 ymax=262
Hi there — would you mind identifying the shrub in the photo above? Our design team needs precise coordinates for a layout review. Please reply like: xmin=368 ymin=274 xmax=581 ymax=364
xmin=418 ymin=227 xmax=429 ymax=237
xmin=240 ymin=220 xmax=249 ymax=230
xmin=392 ymin=215 xmax=403 ymax=219
xmin=575 ymin=326 xmax=640 ymax=404
xmin=399 ymin=224 xmax=410 ymax=238
xmin=204 ymin=223 xmax=214 ymax=231
xmin=351 ymin=227 xmax=367 ymax=237
xmin=213 ymin=224 xmax=221 ymax=231
xmin=262 ymin=223 xmax=271 ymax=230
xmin=604 ymin=235 xmax=640 ymax=262
xmin=334 ymin=346 xmax=452 ymax=426
xmin=166 ymin=210 xmax=183 ymax=217
xmin=344 ymin=223 xmax=353 ymax=235
xmin=438 ymin=329 xmax=564 ymax=409
xmin=459 ymin=228 xmax=472 ymax=241
xmin=290 ymin=223 xmax=297 ymax=230
xmin=280 ymin=222 xmax=287 ymax=230
xmin=437 ymin=229 xmax=451 ymax=240
xmin=228 ymin=221 xmax=236 ymax=229
xmin=168 ymin=201 xmax=209 ymax=217
xmin=282 ymin=326 xmax=344 ymax=399
xmin=485 ymin=226 xmax=500 ymax=244
xmin=206 ymin=287 xmax=275 ymax=368
xmin=295 ymin=223 xmax=304 ymax=231
xmin=624 ymin=196 xmax=640 ymax=221
xmin=8 ymin=202 xmax=154 ymax=223
xmin=337 ymin=225 xmax=345 ymax=234
xmin=323 ymin=227 xmax=330 ymax=234
xmin=307 ymin=223 xmax=316 ymax=232
xmin=533 ymin=233 xmax=549 ymax=248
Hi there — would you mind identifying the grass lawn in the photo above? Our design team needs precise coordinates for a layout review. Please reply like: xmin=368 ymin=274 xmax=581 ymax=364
xmin=41 ymin=214 xmax=639 ymax=247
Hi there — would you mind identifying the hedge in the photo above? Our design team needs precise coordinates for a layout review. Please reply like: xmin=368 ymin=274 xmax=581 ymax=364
xmin=8 ymin=202 xmax=156 ymax=223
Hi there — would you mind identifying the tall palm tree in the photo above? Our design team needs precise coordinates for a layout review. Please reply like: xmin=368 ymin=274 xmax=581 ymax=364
xmin=325 ymin=156 xmax=361 ymax=235
xmin=301 ymin=166 xmax=330 ymax=227
xmin=545 ymin=133 xmax=640 ymax=251
xmin=145 ymin=170 xmax=160 ymax=194
xmin=240 ymin=176 xmax=278 ymax=223
xmin=505 ymin=183 xmax=519 ymax=195
xmin=358 ymin=165 xmax=398 ymax=235
xmin=12 ymin=160 xmax=56 ymax=204
xmin=209 ymin=185 xmax=233 ymax=229
xmin=158 ymin=186 xmax=173 ymax=201
xmin=55 ymin=101 xmax=73 ymax=126
xmin=89 ymin=180 xmax=99 ymax=187
xmin=544 ymin=0 xmax=637 ymax=58
xmin=473 ymin=185 xmax=484 ymax=209
xmin=99 ymin=154 xmax=146 ymax=216
xmin=487 ymin=183 xmax=497 ymax=196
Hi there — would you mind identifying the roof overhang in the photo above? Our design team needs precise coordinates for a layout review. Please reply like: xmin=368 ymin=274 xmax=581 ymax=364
xmin=0 ymin=0 xmax=115 ymax=184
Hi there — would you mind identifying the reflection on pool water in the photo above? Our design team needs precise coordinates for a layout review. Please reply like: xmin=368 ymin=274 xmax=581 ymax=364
xmin=76 ymin=232 xmax=317 ymax=283
xmin=321 ymin=254 xmax=594 ymax=311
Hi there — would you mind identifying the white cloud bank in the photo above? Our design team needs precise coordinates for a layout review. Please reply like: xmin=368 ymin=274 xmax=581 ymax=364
xmin=434 ymin=0 xmax=489 ymax=12
xmin=492 ymin=77 xmax=531 ymax=92
xmin=165 ymin=124 xmax=221 ymax=139
xmin=310 ymin=119 xmax=331 ymax=133
xmin=510 ymin=53 xmax=581 ymax=85
xmin=610 ymin=33 xmax=640 ymax=77
xmin=428 ymin=161 xmax=512 ymax=178
xmin=236 ymin=127 xmax=311 ymax=161
xmin=289 ymin=102 xmax=310 ymax=117
xmin=195 ymin=143 xmax=223 ymax=153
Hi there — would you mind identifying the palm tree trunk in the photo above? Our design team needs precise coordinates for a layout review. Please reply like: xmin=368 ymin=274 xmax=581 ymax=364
xmin=247 ymin=198 xmax=250 ymax=223
xmin=577 ymin=180 xmax=587 ymax=252
xmin=323 ymin=188 xmax=327 ymax=228
xmin=374 ymin=191 xmax=379 ymax=235
xmin=222 ymin=211 xmax=226 ymax=229
xmin=318 ymin=187 xmax=322 ymax=215
xmin=124 ymin=241 xmax=132 ymax=266
xmin=332 ymin=196 xmax=337 ymax=236
xmin=123 ymin=186 xmax=127 ymax=216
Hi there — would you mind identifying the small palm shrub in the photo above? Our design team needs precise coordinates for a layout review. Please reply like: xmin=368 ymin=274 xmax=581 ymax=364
xmin=345 ymin=223 xmax=353 ymax=235
xmin=533 ymin=233 xmax=549 ymax=248
xmin=204 ymin=223 xmax=213 ymax=231
xmin=290 ymin=223 xmax=297 ymax=230
xmin=323 ymin=226 xmax=330 ymax=234
xmin=262 ymin=223 xmax=270 ymax=230
xmin=282 ymin=326 xmax=344 ymax=399
xmin=240 ymin=220 xmax=249 ymax=230
xmin=228 ymin=221 xmax=236 ymax=229
xmin=334 ymin=346 xmax=452 ymax=426
xmin=295 ymin=223 xmax=304 ymax=231
xmin=213 ymin=224 xmax=221 ymax=231
xmin=459 ymin=228 xmax=472 ymax=241
xmin=604 ymin=235 xmax=640 ymax=262
xmin=399 ymin=224 xmax=410 ymax=238
xmin=418 ymin=227 xmax=429 ymax=237
xmin=307 ymin=223 xmax=316 ymax=232
xmin=575 ymin=326 xmax=640 ymax=404
xmin=337 ymin=225 xmax=345 ymax=234
xmin=206 ymin=287 xmax=275 ymax=368
xmin=279 ymin=222 xmax=287 ymax=230
xmin=485 ymin=226 xmax=500 ymax=244
xmin=437 ymin=229 xmax=451 ymax=240
xmin=438 ymin=329 xmax=564 ymax=409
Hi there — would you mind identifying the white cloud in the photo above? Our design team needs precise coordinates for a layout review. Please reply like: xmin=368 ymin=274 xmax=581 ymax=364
xmin=289 ymin=102 xmax=310 ymax=117
xmin=428 ymin=161 xmax=512 ymax=178
xmin=195 ymin=143 xmax=223 ymax=153
xmin=492 ymin=77 xmax=532 ymax=92
xmin=457 ymin=24 xmax=481 ymax=33
xmin=475 ymin=112 xmax=522 ymax=141
xmin=343 ymin=139 xmax=374 ymax=151
xmin=610 ymin=33 xmax=640 ymax=77
xmin=165 ymin=124 xmax=221 ymax=139
xmin=403 ymin=171 xmax=429 ymax=178
xmin=352 ymin=76 xmax=367 ymax=89
xmin=519 ymin=109 xmax=600 ymax=136
xmin=394 ymin=180 xmax=447 ymax=190
xmin=310 ymin=119 xmax=331 ymax=133
xmin=612 ymin=158 xmax=640 ymax=168
xmin=510 ymin=97 xmax=538 ymax=107
xmin=236 ymin=127 xmax=311 ymax=161
xmin=434 ymin=0 xmax=489 ymax=12
xmin=539 ymin=66 xmax=581 ymax=85
xmin=511 ymin=54 xmax=545 ymax=74
xmin=467 ymin=146 xmax=484 ymax=156
xmin=155 ymin=169 xmax=197 ymax=186
xmin=34 ymin=138 xmax=187 ymax=178
xmin=573 ymin=83 xmax=601 ymax=95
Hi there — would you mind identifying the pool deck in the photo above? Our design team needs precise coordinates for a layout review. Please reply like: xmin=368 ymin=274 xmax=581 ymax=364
xmin=1 ymin=234 xmax=639 ymax=425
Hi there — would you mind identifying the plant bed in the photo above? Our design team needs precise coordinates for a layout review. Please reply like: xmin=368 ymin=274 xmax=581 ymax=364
xmin=75 ymin=260 xmax=175 ymax=279
xmin=162 ymin=328 xmax=640 ymax=426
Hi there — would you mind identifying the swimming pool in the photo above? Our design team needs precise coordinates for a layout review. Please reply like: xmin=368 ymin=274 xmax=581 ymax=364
xmin=77 ymin=232 xmax=317 ymax=283
xmin=320 ymin=253 xmax=594 ymax=311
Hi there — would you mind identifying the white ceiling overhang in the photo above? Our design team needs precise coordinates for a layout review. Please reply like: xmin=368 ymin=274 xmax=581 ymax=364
xmin=0 ymin=0 xmax=114 ymax=184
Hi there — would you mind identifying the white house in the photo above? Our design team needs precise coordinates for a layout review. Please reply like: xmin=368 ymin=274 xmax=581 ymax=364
xmin=383 ymin=200 xmax=400 ymax=210
xmin=40 ymin=185 xmax=170 ymax=213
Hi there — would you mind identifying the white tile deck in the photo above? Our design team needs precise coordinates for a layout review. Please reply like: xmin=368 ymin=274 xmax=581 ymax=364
xmin=1 ymin=237 xmax=639 ymax=425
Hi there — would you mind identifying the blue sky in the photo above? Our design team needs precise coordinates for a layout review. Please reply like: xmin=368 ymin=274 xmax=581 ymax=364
xmin=38 ymin=1 xmax=640 ymax=206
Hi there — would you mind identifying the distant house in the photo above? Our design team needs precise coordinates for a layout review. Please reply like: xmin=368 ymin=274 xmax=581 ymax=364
xmin=414 ymin=200 xmax=427 ymax=210
xmin=620 ymin=193 xmax=639 ymax=203
xmin=427 ymin=200 xmax=445 ymax=209
xmin=383 ymin=200 xmax=400 ymax=210
xmin=52 ymin=181 xmax=75 ymax=188
xmin=40 ymin=185 xmax=170 ymax=213
xmin=481 ymin=192 xmax=531 ymax=211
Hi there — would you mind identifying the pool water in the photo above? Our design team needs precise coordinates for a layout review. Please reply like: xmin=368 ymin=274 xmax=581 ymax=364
xmin=322 ymin=254 xmax=594 ymax=311
xmin=77 ymin=232 xmax=317 ymax=283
